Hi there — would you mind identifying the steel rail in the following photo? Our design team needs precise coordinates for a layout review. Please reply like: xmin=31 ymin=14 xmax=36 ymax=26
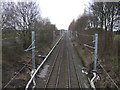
xmin=25 ymin=36 xmax=63 ymax=90
xmin=66 ymin=34 xmax=71 ymax=88
xmin=67 ymin=46 xmax=71 ymax=88
xmin=55 ymin=51 xmax=64 ymax=88
xmin=55 ymin=36 xmax=65 ymax=88
xmin=70 ymin=51 xmax=82 ymax=88
xmin=44 ymin=36 xmax=64 ymax=89
xmin=68 ymin=38 xmax=83 ymax=89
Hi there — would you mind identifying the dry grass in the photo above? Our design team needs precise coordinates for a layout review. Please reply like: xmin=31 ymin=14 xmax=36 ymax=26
xmin=2 ymin=29 xmax=60 ymax=88
xmin=71 ymin=29 xmax=120 ymax=88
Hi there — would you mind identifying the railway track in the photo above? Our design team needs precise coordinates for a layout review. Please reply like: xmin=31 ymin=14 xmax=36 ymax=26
xmin=33 ymin=33 xmax=90 ymax=89
xmin=44 ymin=36 xmax=65 ymax=88
xmin=66 ymin=38 xmax=79 ymax=88
xmin=67 ymin=35 xmax=82 ymax=88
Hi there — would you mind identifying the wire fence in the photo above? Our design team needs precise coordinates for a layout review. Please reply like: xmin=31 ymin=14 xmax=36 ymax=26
xmin=98 ymin=60 xmax=120 ymax=90
xmin=2 ymin=49 xmax=40 ymax=89
xmin=2 ymin=30 xmax=62 ymax=89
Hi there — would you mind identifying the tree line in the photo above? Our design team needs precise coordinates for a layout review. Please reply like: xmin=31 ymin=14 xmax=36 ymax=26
xmin=69 ymin=2 xmax=119 ymax=58
xmin=69 ymin=2 xmax=119 ymax=31
xmin=1 ymin=1 xmax=58 ymax=49
xmin=69 ymin=2 xmax=119 ymax=88
xmin=1 ymin=1 xmax=60 ymax=87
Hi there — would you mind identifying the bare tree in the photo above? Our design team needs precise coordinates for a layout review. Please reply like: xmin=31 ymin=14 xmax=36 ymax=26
xmin=16 ymin=2 xmax=40 ymax=30
xmin=90 ymin=2 xmax=119 ymax=31
xmin=2 ymin=2 xmax=17 ymax=30
xmin=15 ymin=2 xmax=41 ymax=48
xmin=0 ymin=2 xmax=2 ymax=30
xmin=1 ymin=1 xmax=41 ymax=48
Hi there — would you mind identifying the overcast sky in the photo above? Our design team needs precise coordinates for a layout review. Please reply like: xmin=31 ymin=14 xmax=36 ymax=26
xmin=37 ymin=0 xmax=91 ymax=29
xmin=1 ymin=0 xmax=92 ymax=29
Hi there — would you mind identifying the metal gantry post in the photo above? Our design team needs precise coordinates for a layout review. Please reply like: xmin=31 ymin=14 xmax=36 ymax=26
xmin=93 ymin=33 xmax=98 ymax=72
xmin=76 ymin=31 xmax=78 ymax=39
xmin=70 ymin=30 xmax=72 ymax=39
xmin=32 ymin=31 xmax=35 ymax=70
xmin=60 ymin=30 xmax=62 ymax=36
xmin=81 ymin=33 xmax=98 ymax=89
xmin=24 ymin=31 xmax=36 ymax=89
xmin=31 ymin=31 xmax=36 ymax=89
xmin=53 ymin=30 xmax=55 ymax=43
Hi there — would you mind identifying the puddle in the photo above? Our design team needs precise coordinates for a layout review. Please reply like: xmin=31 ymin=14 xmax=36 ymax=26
xmin=37 ymin=65 xmax=49 ymax=78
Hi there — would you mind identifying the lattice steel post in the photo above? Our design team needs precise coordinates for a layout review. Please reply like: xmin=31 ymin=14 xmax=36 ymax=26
xmin=93 ymin=33 xmax=98 ymax=72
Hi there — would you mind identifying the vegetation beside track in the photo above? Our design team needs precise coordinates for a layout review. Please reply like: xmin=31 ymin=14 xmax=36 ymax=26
xmin=68 ymin=2 xmax=119 ymax=88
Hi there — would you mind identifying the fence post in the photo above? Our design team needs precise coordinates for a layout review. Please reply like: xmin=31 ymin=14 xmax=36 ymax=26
xmin=93 ymin=33 xmax=98 ymax=72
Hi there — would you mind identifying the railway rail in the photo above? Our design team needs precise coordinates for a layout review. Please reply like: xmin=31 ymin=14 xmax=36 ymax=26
xmin=32 ymin=33 xmax=90 ymax=89
xmin=67 ymin=37 xmax=83 ymax=88
xmin=44 ymin=36 xmax=65 ymax=88
xmin=3 ymin=31 xmax=119 ymax=90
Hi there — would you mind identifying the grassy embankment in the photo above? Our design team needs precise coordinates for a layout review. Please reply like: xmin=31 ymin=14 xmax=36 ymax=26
xmin=2 ymin=30 xmax=60 ymax=88
xmin=72 ymin=31 xmax=120 ymax=88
